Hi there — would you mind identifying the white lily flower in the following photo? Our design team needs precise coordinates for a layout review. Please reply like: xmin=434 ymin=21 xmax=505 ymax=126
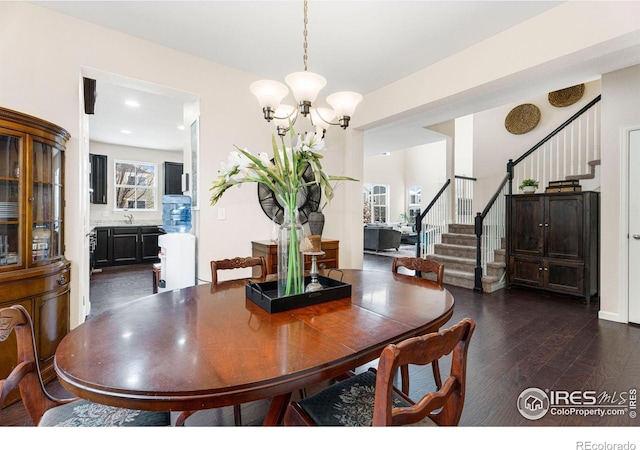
xmin=258 ymin=152 xmax=272 ymax=166
xmin=229 ymin=150 xmax=252 ymax=169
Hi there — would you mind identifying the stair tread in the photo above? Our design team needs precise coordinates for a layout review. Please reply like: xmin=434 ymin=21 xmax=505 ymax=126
xmin=443 ymin=269 xmax=475 ymax=278
xmin=429 ymin=254 xmax=475 ymax=263
xmin=482 ymin=275 xmax=501 ymax=283
xmin=435 ymin=243 xmax=475 ymax=250
xmin=486 ymin=261 xmax=506 ymax=268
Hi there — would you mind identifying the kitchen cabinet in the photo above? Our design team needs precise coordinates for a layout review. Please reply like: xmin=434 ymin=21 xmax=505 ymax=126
xmin=94 ymin=227 xmax=111 ymax=266
xmin=112 ymin=227 xmax=138 ymax=264
xmin=0 ymin=107 xmax=70 ymax=406
xmin=507 ymin=192 xmax=599 ymax=301
xmin=94 ymin=225 xmax=164 ymax=267
xmin=140 ymin=226 xmax=163 ymax=262
xmin=164 ymin=161 xmax=183 ymax=195
xmin=251 ymin=239 xmax=339 ymax=275
xmin=89 ymin=153 xmax=107 ymax=204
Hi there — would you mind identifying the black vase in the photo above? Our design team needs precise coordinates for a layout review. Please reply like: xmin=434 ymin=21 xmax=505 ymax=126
xmin=307 ymin=211 xmax=325 ymax=237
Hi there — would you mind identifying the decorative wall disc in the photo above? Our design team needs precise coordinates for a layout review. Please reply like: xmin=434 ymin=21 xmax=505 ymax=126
xmin=505 ymin=103 xmax=541 ymax=135
xmin=257 ymin=162 xmax=321 ymax=225
xmin=548 ymin=84 xmax=585 ymax=107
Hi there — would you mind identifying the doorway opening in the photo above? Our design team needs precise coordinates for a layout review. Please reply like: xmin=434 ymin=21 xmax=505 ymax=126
xmin=80 ymin=69 xmax=199 ymax=318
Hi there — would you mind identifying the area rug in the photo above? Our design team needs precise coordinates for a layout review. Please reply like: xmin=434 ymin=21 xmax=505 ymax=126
xmin=363 ymin=244 xmax=417 ymax=258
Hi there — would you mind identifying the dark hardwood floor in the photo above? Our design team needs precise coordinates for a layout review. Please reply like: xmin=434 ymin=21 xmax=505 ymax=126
xmin=2 ymin=254 xmax=639 ymax=428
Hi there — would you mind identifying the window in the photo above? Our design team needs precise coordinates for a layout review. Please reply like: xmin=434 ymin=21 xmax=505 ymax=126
xmin=408 ymin=185 xmax=421 ymax=223
xmin=114 ymin=160 xmax=157 ymax=211
xmin=363 ymin=183 xmax=388 ymax=224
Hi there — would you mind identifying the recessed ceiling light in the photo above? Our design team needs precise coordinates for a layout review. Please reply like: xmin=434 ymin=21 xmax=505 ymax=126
xmin=177 ymin=125 xmax=185 ymax=130
xmin=125 ymin=100 xmax=140 ymax=108
xmin=120 ymin=129 xmax=132 ymax=134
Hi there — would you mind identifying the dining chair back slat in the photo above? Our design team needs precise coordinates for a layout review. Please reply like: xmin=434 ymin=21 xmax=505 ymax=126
xmin=211 ymin=256 xmax=267 ymax=285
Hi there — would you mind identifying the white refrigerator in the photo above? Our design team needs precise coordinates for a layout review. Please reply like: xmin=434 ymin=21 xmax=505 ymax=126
xmin=157 ymin=233 xmax=196 ymax=292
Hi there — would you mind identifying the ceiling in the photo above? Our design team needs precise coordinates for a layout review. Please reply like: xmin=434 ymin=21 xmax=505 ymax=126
xmin=31 ymin=1 xmax=633 ymax=153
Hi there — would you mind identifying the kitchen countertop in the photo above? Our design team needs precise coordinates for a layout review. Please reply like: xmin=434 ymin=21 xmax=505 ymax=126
xmin=90 ymin=221 xmax=163 ymax=229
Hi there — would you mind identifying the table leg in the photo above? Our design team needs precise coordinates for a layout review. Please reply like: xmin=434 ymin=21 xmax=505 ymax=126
xmin=262 ymin=392 xmax=292 ymax=426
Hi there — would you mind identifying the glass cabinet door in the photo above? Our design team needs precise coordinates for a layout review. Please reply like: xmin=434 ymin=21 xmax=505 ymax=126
xmin=0 ymin=131 xmax=22 ymax=269
xmin=32 ymin=139 xmax=63 ymax=264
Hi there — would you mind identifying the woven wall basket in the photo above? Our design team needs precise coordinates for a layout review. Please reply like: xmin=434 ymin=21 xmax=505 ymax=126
xmin=505 ymin=103 xmax=541 ymax=135
xmin=548 ymin=84 xmax=585 ymax=107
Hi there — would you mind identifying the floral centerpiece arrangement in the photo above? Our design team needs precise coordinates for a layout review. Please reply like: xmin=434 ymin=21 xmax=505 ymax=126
xmin=210 ymin=130 xmax=356 ymax=296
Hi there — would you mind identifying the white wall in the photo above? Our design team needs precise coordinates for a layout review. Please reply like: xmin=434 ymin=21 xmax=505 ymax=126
xmin=455 ymin=115 xmax=474 ymax=178
xmin=600 ymin=64 xmax=640 ymax=322
xmin=0 ymin=2 xmax=354 ymax=327
xmin=89 ymin=142 xmax=182 ymax=225
xmin=364 ymin=141 xmax=447 ymax=224
xmin=363 ymin=152 xmax=404 ymax=224
xmin=472 ymin=80 xmax=601 ymax=208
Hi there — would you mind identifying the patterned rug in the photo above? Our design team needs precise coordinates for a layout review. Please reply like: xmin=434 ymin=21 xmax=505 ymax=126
xmin=363 ymin=244 xmax=417 ymax=258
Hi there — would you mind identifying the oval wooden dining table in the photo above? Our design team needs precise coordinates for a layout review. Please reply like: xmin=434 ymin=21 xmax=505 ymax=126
xmin=54 ymin=269 xmax=454 ymax=425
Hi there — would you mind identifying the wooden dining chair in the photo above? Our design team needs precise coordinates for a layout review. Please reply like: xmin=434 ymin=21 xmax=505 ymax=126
xmin=176 ymin=256 xmax=268 ymax=427
xmin=211 ymin=256 xmax=267 ymax=285
xmin=392 ymin=256 xmax=444 ymax=285
xmin=0 ymin=305 xmax=171 ymax=427
xmin=283 ymin=318 xmax=475 ymax=426
xmin=391 ymin=256 xmax=445 ymax=393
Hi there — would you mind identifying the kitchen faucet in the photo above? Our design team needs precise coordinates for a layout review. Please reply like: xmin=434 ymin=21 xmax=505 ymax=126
xmin=125 ymin=214 xmax=134 ymax=224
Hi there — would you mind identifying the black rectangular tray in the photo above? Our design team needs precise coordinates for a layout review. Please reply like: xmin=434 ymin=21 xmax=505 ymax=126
xmin=245 ymin=275 xmax=352 ymax=313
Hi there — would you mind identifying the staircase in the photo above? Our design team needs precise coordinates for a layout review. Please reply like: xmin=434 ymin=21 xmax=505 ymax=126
xmin=427 ymin=224 xmax=506 ymax=292
xmin=416 ymin=96 xmax=601 ymax=293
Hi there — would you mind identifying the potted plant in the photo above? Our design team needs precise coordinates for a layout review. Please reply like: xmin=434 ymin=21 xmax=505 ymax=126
xmin=399 ymin=212 xmax=409 ymax=224
xmin=519 ymin=179 xmax=539 ymax=194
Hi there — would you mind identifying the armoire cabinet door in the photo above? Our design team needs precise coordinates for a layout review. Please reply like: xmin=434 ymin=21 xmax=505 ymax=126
xmin=545 ymin=195 xmax=583 ymax=260
xmin=510 ymin=196 xmax=544 ymax=256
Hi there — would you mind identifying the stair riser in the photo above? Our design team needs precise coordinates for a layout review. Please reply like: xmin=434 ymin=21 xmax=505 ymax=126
xmin=434 ymin=244 xmax=476 ymax=259
xmin=443 ymin=274 xmax=475 ymax=289
xmin=442 ymin=234 xmax=476 ymax=246
xmin=494 ymin=250 xmax=506 ymax=264
xmin=448 ymin=224 xmax=475 ymax=235
xmin=431 ymin=257 xmax=475 ymax=273
xmin=482 ymin=279 xmax=506 ymax=293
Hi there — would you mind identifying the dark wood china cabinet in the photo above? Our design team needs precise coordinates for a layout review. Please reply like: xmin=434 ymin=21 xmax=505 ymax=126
xmin=507 ymin=191 xmax=599 ymax=302
xmin=0 ymin=107 xmax=70 ymax=406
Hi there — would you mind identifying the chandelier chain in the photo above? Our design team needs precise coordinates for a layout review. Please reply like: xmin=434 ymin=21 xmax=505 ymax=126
xmin=303 ymin=0 xmax=308 ymax=71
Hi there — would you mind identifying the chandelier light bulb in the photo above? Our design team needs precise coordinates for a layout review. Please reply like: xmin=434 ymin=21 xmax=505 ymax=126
xmin=326 ymin=91 xmax=363 ymax=128
xmin=285 ymin=71 xmax=327 ymax=115
xmin=326 ymin=91 xmax=363 ymax=118
xmin=310 ymin=107 xmax=336 ymax=127
xmin=273 ymin=104 xmax=297 ymax=135
xmin=249 ymin=80 xmax=289 ymax=121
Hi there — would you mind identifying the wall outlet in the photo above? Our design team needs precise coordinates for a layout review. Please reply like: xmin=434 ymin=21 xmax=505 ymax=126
xmin=218 ymin=208 xmax=226 ymax=220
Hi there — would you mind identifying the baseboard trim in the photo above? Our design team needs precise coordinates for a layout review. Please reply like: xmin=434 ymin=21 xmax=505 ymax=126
xmin=598 ymin=310 xmax=626 ymax=323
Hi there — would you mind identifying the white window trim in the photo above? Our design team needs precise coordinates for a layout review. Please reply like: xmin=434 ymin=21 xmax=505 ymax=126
xmin=113 ymin=159 xmax=158 ymax=211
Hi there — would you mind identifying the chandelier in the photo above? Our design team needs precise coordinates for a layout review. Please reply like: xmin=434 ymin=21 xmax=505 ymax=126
xmin=249 ymin=0 xmax=362 ymax=136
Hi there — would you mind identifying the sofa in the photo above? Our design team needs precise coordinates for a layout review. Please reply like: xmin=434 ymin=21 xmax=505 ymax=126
xmin=363 ymin=226 xmax=402 ymax=252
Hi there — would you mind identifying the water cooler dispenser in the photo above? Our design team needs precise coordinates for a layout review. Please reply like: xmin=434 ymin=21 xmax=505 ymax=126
xmin=158 ymin=195 xmax=195 ymax=292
